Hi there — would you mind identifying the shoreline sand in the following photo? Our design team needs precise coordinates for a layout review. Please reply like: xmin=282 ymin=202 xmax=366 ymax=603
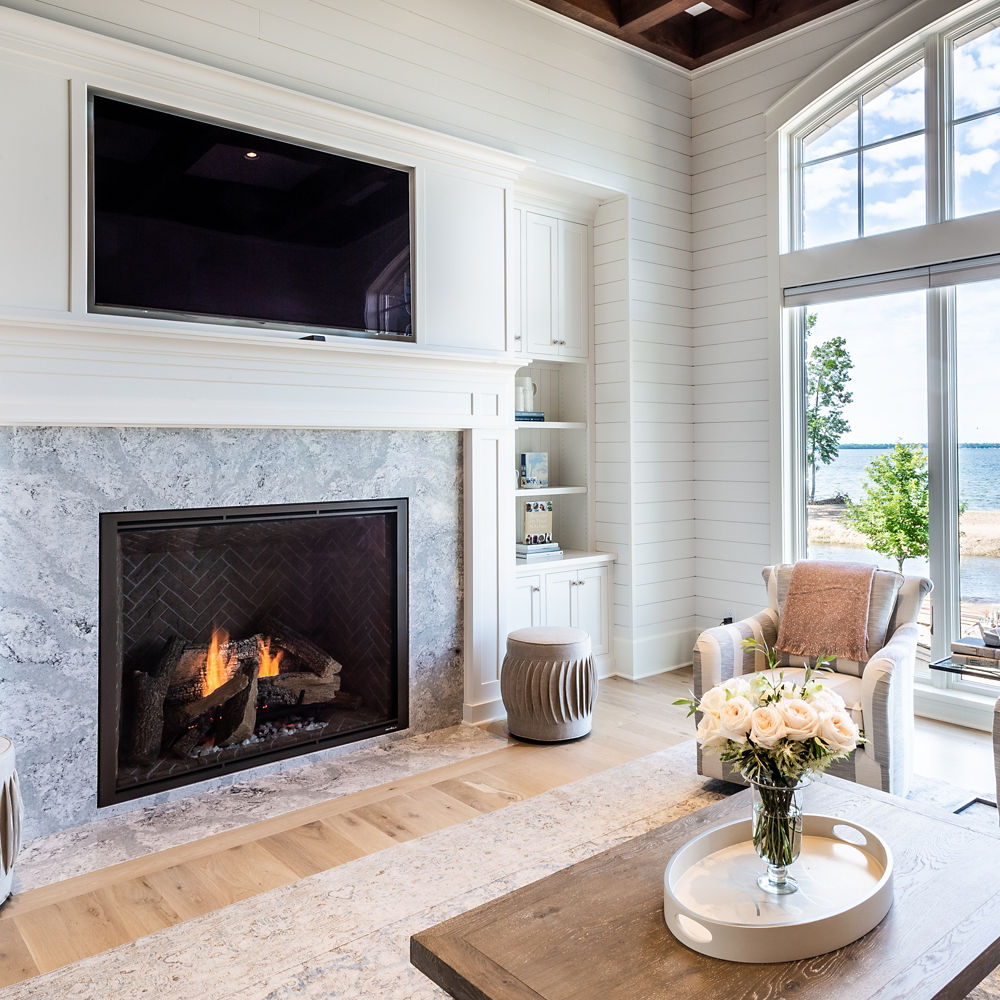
xmin=808 ymin=503 xmax=1000 ymax=560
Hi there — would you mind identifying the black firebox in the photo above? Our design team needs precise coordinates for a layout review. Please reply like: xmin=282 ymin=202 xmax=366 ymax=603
xmin=98 ymin=499 xmax=408 ymax=806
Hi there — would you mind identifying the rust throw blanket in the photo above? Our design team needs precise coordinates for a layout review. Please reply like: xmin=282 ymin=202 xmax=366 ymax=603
xmin=775 ymin=561 xmax=876 ymax=662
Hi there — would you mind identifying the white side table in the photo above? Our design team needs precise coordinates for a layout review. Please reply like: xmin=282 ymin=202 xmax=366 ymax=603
xmin=0 ymin=737 xmax=22 ymax=905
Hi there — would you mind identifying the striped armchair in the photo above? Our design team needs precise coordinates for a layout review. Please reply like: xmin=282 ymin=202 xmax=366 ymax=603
xmin=692 ymin=563 xmax=932 ymax=797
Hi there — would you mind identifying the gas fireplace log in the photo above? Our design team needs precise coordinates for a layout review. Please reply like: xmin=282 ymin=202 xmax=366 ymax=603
xmin=257 ymin=682 xmax=362 ymax=711
xmin=215 ymin=662 xmax=259 ymax=747
xmin=163 ymin=670 xmax=250 ymax=734
xmin=128 ymin=636 xmax=186 ymax=765
xmin=167 ymin=635 xmax=262 ymax=700
xmin=167 ymin=717 xmax=214 ymax=759
xmin=261 ymin=618 xmax=343 ymax=679
xmin=257 ymin=671 xmax=342 ymax=707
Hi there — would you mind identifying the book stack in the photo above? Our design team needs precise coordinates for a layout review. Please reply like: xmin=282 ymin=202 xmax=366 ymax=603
xmin=516 ymin=541 xmax=562 ymax=562
xmin=949 ymin=637 xmax=1000 ymax=671
xmin=515 ymin=411 xmax=545 ymax=422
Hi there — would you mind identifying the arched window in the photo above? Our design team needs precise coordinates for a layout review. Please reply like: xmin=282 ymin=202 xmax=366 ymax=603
xmin=775 ymin=1 xmax=1000 ymax=706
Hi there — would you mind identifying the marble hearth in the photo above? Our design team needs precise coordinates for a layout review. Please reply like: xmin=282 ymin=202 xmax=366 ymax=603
xmin=0 ymin=426 xmax=463 ymax=839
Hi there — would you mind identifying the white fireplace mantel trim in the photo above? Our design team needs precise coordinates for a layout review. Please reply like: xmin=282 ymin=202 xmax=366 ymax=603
xmin=0 ymin=317 xmax=524 ymax=431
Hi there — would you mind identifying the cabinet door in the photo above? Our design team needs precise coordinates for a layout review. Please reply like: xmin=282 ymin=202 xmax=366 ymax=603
xmin=511 ymin=574 xmax=544 ymax=632
xmin=574 ymin=565 xmax=609 ymax=655
xmin=557 ymin=219 xmax=589 ymax=359
xmin=544 ymin=569 xmax=577 ymax=629
xmin=524 ymin=212 xmax=558 ymax=359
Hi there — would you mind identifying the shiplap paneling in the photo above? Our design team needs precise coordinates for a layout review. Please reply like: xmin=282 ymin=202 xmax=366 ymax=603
xmin=690 ymin=0 xmax=917 ymax=630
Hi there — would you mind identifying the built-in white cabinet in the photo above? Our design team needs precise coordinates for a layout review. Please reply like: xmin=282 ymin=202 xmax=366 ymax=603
xmin=512 ymin=573 xmax=544 ymax=630
xmin=512 ymin=559 xmax=612 ymax=666
xmin=515 ymin=209 xmax=591 ymax=360
xmin=509 ymin=196 xmax=613 ymax=674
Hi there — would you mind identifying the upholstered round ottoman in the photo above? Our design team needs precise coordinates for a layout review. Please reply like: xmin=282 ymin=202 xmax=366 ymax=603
xmin=500 ymin=626 xmax=597 ymax=742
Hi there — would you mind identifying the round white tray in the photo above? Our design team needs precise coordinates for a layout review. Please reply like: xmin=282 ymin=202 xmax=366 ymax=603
xmin=663 ymin=814 xmax=893 ymax=963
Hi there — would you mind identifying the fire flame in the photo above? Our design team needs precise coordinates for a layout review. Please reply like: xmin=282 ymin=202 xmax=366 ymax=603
xmin=202 ymin=628 xmax=237 ymax=696
xmin=257 ymin=636 xmax=284 ymax=678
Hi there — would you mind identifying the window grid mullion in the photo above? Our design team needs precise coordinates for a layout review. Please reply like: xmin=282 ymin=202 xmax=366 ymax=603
xmin=857 ymin=96 xmax=865 ymax=239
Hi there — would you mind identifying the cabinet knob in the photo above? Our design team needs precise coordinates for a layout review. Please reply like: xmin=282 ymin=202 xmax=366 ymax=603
xmin=531 ymin=586 xmax=540 ymax=593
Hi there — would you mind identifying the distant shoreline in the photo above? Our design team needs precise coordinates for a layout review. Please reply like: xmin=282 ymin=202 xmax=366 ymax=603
xmin=837 ymin=442 xmax=1000 ymax=449
xmin=808 ymin=503 xmax=1000 ymax=559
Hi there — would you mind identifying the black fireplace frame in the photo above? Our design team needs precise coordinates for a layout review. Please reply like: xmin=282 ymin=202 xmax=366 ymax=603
xmin=97 ymin=498 xmax=409 ymax=807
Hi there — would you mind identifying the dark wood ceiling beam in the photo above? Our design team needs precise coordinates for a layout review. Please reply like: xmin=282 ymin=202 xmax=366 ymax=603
xmin=521 ymin=0 xmax=619 ymax=33
xmin=707 ymin=0 xmax=753 ymax=21
xmin=620 ymin=0 xmax=691 ymax=33
xmin=521 ymin=0 xmax=862 ymax=69
xmin=692 ymin=0 xmax=862 ymax=64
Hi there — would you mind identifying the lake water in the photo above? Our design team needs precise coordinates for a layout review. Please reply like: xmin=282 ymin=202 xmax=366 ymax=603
xmin=813 ymin=444 xmax=1000 ymax=510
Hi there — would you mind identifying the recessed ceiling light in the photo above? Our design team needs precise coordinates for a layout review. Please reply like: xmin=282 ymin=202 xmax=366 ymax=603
xmin=686 ymin=2 xmax=712 ymax=14
xmin=244 ymin=150 xmax=260 ymax=160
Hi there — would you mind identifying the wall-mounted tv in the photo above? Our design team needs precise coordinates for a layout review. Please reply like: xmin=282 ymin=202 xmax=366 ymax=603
xmin=89 ymin=93 xmax=413 ymax=340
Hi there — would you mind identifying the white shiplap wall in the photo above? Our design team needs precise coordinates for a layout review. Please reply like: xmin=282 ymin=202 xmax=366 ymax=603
xmin=3 ymin=0 xmax=696 ymax=672
xmin=690 ymin=0 xmax=917 ymax=627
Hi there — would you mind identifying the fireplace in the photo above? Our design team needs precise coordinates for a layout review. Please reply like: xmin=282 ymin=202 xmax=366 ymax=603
xmin=98 ymin=498 xmax=409 ymax=805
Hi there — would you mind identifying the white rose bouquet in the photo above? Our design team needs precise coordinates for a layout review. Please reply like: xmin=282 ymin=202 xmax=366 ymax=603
xmin=676 ymin=638 xmax=864 ymax=786
xmin=676 ymin=638 xmax=865 ymax=876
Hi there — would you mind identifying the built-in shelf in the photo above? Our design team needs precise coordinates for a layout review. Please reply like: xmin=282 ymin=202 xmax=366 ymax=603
xmin=515 ymin=485 xmax=587 ymax=497
xmin=514 ymin=421 xmax=587 ymax=430
xmin=514 ymin=549 xmax=615 ymax=572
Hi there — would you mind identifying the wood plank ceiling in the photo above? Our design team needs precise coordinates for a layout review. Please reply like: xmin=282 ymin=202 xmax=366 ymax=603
xmin=523 ymin=0 xmax=866 ymax=69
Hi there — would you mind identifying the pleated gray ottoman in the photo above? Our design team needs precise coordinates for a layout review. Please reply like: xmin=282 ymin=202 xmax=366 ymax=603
xmin=500 ymin=626 xmax=597 ymax=742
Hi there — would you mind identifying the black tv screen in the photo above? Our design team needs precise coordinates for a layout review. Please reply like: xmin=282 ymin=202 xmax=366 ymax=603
xmin=89 ymin=94 xmax=413 ymax=339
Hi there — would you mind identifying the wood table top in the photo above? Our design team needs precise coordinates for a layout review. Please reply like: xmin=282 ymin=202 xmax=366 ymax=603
xmin=410 ymin=778 xmax=1000 ymax=1000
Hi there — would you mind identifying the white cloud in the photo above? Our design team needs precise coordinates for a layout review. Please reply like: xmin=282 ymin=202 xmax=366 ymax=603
xmin=864 ymin=161 xmax=924 ymax=187
xmin=804 ymin=158 xmax=856 ymax=211
xmin=864 ymin=73 xmax=924 ymax=135
xmin=960 ymin=113 xmax=1000 ymax=150
xmin=955 ymin=147 xmax=1000 ymax=179
xmin=865 ymin=188 xmax=925 ymax=226
xmin=954 ymin=31 xmax=1000 ymax=114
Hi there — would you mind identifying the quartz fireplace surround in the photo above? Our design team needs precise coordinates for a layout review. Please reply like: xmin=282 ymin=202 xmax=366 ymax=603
xmin=100 ymin=499 xmax=409 ymax=806
xmin=0 ymin=426 xmax=464 ymax=839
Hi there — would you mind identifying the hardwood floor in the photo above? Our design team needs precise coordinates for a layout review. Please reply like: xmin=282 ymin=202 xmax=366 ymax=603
xmin=0 ymin=669 xmax=993 ymax=989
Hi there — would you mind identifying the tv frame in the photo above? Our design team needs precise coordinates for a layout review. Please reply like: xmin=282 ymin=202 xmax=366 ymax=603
xmin=86 ymin=90 xmax=417 ymax=343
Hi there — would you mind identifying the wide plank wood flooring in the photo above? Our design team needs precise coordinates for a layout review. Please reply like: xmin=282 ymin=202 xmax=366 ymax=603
xmin=0 ymin=670 xmax=992 ymax=989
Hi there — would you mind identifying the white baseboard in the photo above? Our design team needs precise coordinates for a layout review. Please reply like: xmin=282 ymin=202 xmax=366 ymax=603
xmin=914 ymin=682 xmax=994 ymax=733
xmin=611 ymin=627 xmax=697 ymax=680
xmin=462 ymin=698 xmax=505 ymax=725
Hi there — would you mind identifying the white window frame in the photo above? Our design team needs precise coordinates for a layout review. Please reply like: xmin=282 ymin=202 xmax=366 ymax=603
xmin=770 ymin=0 xmax=1000 ymax=720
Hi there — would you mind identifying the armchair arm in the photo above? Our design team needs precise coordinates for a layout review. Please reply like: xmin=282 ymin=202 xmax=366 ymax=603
xmin=692 ymin=609 xmax=779 ymax=700
xmin=860 ymin=621 xmax=918 ymax=788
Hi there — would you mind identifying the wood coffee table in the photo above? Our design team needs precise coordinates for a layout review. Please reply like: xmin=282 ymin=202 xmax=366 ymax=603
xmin=411 ymin=778 xmax=1000 ymax=1000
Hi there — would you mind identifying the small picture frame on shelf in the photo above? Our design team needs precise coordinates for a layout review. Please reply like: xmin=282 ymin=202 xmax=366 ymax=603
xmin=519 ymin=452 xmax=548 ymax=489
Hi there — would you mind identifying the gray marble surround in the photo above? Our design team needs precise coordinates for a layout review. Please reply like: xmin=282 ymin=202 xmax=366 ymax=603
xmin=0 ymin=426 xmax=463 ymax=840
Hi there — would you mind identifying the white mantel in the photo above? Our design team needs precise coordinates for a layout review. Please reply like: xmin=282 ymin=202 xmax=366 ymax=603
xmin=0 ymin=7 xmax=543 ymax=724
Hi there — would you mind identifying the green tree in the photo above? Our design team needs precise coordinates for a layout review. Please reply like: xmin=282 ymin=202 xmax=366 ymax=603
xmin=844 ymin=442 xmax=929 ymax=572
xmin=806 ymin=314 xmax=854 ymax=502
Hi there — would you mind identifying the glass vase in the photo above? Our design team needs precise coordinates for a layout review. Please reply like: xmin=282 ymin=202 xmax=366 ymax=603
xmin=748 ymin=776 xmax=808 ymax=895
